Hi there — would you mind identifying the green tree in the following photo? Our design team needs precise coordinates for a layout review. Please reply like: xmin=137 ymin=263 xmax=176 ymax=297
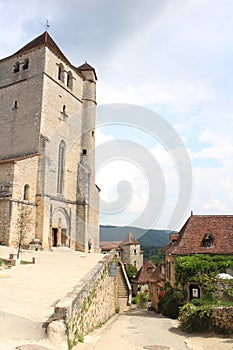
xmin=126 ymin=264 xmax=138 ymax=279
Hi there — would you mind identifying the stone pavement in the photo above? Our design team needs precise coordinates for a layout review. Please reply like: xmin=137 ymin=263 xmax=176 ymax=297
xmin=0 ymin=246 xmax=103 ymax=349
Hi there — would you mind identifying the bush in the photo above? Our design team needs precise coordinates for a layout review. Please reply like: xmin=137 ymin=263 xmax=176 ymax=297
xmin=132 ymin=292 xmax=148 ymax=308
xmin=179 ymin=303 xmax=212 ymax=333
xmin=158 ymin=288 xmax=184 ymax=319
xmin=0 ymin=258 xmax=2 ymax=266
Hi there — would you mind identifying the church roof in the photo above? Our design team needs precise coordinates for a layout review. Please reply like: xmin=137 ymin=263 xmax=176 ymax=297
xmin=3 ymin=31 xmax=97 ymax=79
xmin=163 ymin=214 xmax=233 ymax=256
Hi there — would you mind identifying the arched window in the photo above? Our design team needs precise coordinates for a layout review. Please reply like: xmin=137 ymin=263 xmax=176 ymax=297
xmin=23 ymin=59 xmax=29 ymax=70
xmin=14 ymin=62 xmax=20 ymax=73
xmin=57 ymin=140 xmax=66 ymax=194
xmin=67 ymin=71 xmax=73 ymax=89
xmin=57 ymin=63 xmax=64 ymax=82
xmin=202 ymin=234 xmax=214 ymax=248
xmin=23 ymin=184 xmax=30 ymax=200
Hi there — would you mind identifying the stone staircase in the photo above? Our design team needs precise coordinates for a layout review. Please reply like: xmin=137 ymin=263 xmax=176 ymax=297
xmin=117 ymin=264 xmax=132 ymax=311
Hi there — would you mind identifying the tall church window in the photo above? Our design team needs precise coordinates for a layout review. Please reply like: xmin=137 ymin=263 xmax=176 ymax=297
xmin=23 ymin=184 xmax=30 ymax=200
xmin=57 ymin=140 xmax=66 ymax=194
xmin=58 ymin=63 xmax=64 ymax=82
xmin=67 ymin=71 xmax=73 ymax=89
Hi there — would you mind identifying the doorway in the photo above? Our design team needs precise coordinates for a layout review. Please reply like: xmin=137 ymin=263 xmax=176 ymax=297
xmin=52 ymin=228 xmax=58 ymax=247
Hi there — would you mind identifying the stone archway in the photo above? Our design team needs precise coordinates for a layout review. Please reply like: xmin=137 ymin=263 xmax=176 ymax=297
xmin=51 ymin=208 xmax=70 ymax=247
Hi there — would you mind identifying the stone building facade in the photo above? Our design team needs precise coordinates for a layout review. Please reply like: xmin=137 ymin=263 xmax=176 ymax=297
xmin=0 ymin=32 xmax=100 ymax=251
xmin=100 ymin=232 xmax=143 ymax=270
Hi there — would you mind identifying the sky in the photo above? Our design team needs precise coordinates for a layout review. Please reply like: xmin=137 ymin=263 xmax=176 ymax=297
xmin=1 ymin=0 xmax=233 ymax=231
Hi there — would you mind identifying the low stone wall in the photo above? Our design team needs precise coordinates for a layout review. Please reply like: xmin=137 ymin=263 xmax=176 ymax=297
xmin=51 ymin=252 xmax=118 ymax=348
xmin=211 ymin=307 xmax=233 ymax=334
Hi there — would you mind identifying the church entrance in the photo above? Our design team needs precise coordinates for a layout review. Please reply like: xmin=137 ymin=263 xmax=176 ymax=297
xmin=52 ymin=228 xmax=58 ymax=247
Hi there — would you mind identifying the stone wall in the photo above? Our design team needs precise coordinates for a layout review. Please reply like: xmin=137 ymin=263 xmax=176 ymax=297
xmin=211 ymin=307 xmax=233 ymax=334
xmin=52 ymin=252 xmax=119 ymax=348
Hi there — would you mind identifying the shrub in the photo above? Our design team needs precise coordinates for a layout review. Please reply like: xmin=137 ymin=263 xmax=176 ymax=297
xmin=158 ymin=288 xmax=184 ymax=319
xmin=179 ymin=303 xmax=212 ymax=333
xmin=0 ymin=258 xmax=2 ymax=266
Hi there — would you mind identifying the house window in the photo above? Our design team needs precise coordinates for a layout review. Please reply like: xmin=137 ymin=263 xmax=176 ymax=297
xmin=58 ymin=64 xmax=64 ymax=82
xmin=23 ymin=184 xmax=30 ymax=200
xmin=14 ymin=62 xmax=20 ymax=73
xmin=67 ymin=71 xmax=73 ymax=89
xmin=57 ymin=140 xmax=66 ymax=194
xmin=23 ymin=59 xmax=29 ymax=70
xmin=202 ymin=234 xmax=213 ymax=248
xmin=134 ymin=249 xmax=137 ymax=255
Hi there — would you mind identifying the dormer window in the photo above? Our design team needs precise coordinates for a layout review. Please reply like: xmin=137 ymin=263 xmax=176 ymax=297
xmin=23 ymin=59 xmax=29 ymax=70
xmin=202 ymin=234 xmax=213 ymax=248
xmin=13 ymin=62 xmax=20 ymax=73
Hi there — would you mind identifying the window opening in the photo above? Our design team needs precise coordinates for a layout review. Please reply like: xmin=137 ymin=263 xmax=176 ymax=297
xmin=57 ymin=140 xmax=66 ymax=194
xmin=14 ymin=62 xmax=20 ymax=73
xmin=82 ymin=149 xmax=87 ymax=155
xmin=23 ymin=184 xmax=30 ymax=200
xmin=13 ymin=100 xmax=18 ymax=109
xmin=23 ymin=59 xmax=29 ymax=70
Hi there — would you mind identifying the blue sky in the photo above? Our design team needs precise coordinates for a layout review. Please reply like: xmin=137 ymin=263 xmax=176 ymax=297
xmin=1 ymin=0 xmax=233 ymax=230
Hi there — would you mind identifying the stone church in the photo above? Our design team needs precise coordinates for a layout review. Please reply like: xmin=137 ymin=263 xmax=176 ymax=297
xmin=0 ymin=32 xmax=100 ymax=251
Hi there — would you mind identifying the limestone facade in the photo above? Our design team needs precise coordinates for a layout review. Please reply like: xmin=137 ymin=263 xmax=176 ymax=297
xmin=0 ymin=32 xmax=100 ymax=251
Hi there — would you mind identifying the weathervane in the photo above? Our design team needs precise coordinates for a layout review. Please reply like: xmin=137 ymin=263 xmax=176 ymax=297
xmin=46 ymin=19 xmax=50 ymax=31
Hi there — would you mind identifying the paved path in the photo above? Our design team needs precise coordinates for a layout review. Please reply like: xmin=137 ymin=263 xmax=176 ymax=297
xmin=77 ymin=309 xmax=233 ymax=350
xmin=0 ymin=246 xmax=103 ymax=349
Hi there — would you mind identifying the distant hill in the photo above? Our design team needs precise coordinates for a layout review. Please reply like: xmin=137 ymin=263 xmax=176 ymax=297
xmin=100 ymin=225 xmax=173 ymax=247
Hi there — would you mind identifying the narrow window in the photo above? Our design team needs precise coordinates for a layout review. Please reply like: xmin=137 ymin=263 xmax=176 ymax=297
xmin=134 ymin=249 xmax=137 ymax=255
xmin=134 ymin=261 xmax=137 ymax=267
xmin=23 ymin=184 xmax=30 ymax=200
xmin=13 ymin=100 xmax=18 ymax=109
xmin=62 ymin=105 xmax=66 ymax=114
xmin=92 ymin=131 xmax=94 ymax=137
xmin=57 ymin=140 xmax=66 ymax=194
xmin=67 ymin=71 xmax=73 ymax=89
xmin=23 ymin=59 xmax=29 ymax=70
xmin=82 ymin=149 xmax=87 ymax=155
xmin=14 ymin=62 xmax=20 ymax=73
xmin=58 ymin=64 xmax=64 ymax=82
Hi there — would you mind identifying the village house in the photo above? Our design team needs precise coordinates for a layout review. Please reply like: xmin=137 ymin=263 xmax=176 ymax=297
xmin=131 ymin=260 xmax=157 ymax=296
xmin=101 ymin=232 xmax=143 ymax=270
xmin=0 ymin=32 xmax=100 ymax=252
xmin=162 ymin=213 xmax=233 ymax=300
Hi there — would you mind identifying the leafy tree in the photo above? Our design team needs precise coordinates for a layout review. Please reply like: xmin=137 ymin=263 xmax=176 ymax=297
xmin=126 ymin=264 xmax=138 ymax=279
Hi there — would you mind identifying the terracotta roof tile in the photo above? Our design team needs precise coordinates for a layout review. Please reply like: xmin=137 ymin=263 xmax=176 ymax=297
xmin=164 ymin=214 xmax=233 ymax=255
xmin=121 ymin=232 xmax=139 ymax=245
xmin=132 ymin=260 xmax=156 ymax=284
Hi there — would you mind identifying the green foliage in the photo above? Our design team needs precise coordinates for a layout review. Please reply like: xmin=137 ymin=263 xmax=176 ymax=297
xmin=141 ymin=245 xmax=164 ymax=265
xmin=132 ymin=291 xmax=148 ymax=308
xmin=158 ymin=287 xmax=184 ymax=319
xmin=78 ymin=334 xmax=84 ymax=343
xmin=179 ymin=303 xmax=212 ymax=333
xmin=175 ymin=255 xmax=233 ymax=288
xmin=126 ymin=264 xmax=138 ymax=279
xmin=0 ymin=258 xmax=2 ymax=266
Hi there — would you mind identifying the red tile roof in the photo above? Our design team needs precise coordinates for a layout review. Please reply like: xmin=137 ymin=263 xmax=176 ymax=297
xmin=164 ymin=214 xmax=233 ymax=255
xmin=132 ymin=260 xmax=156 ymax=284
xmin=121 ymin=232 xmax=140 ymax=245
xmin=100 ymin=241 xmax=121 ymax=251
